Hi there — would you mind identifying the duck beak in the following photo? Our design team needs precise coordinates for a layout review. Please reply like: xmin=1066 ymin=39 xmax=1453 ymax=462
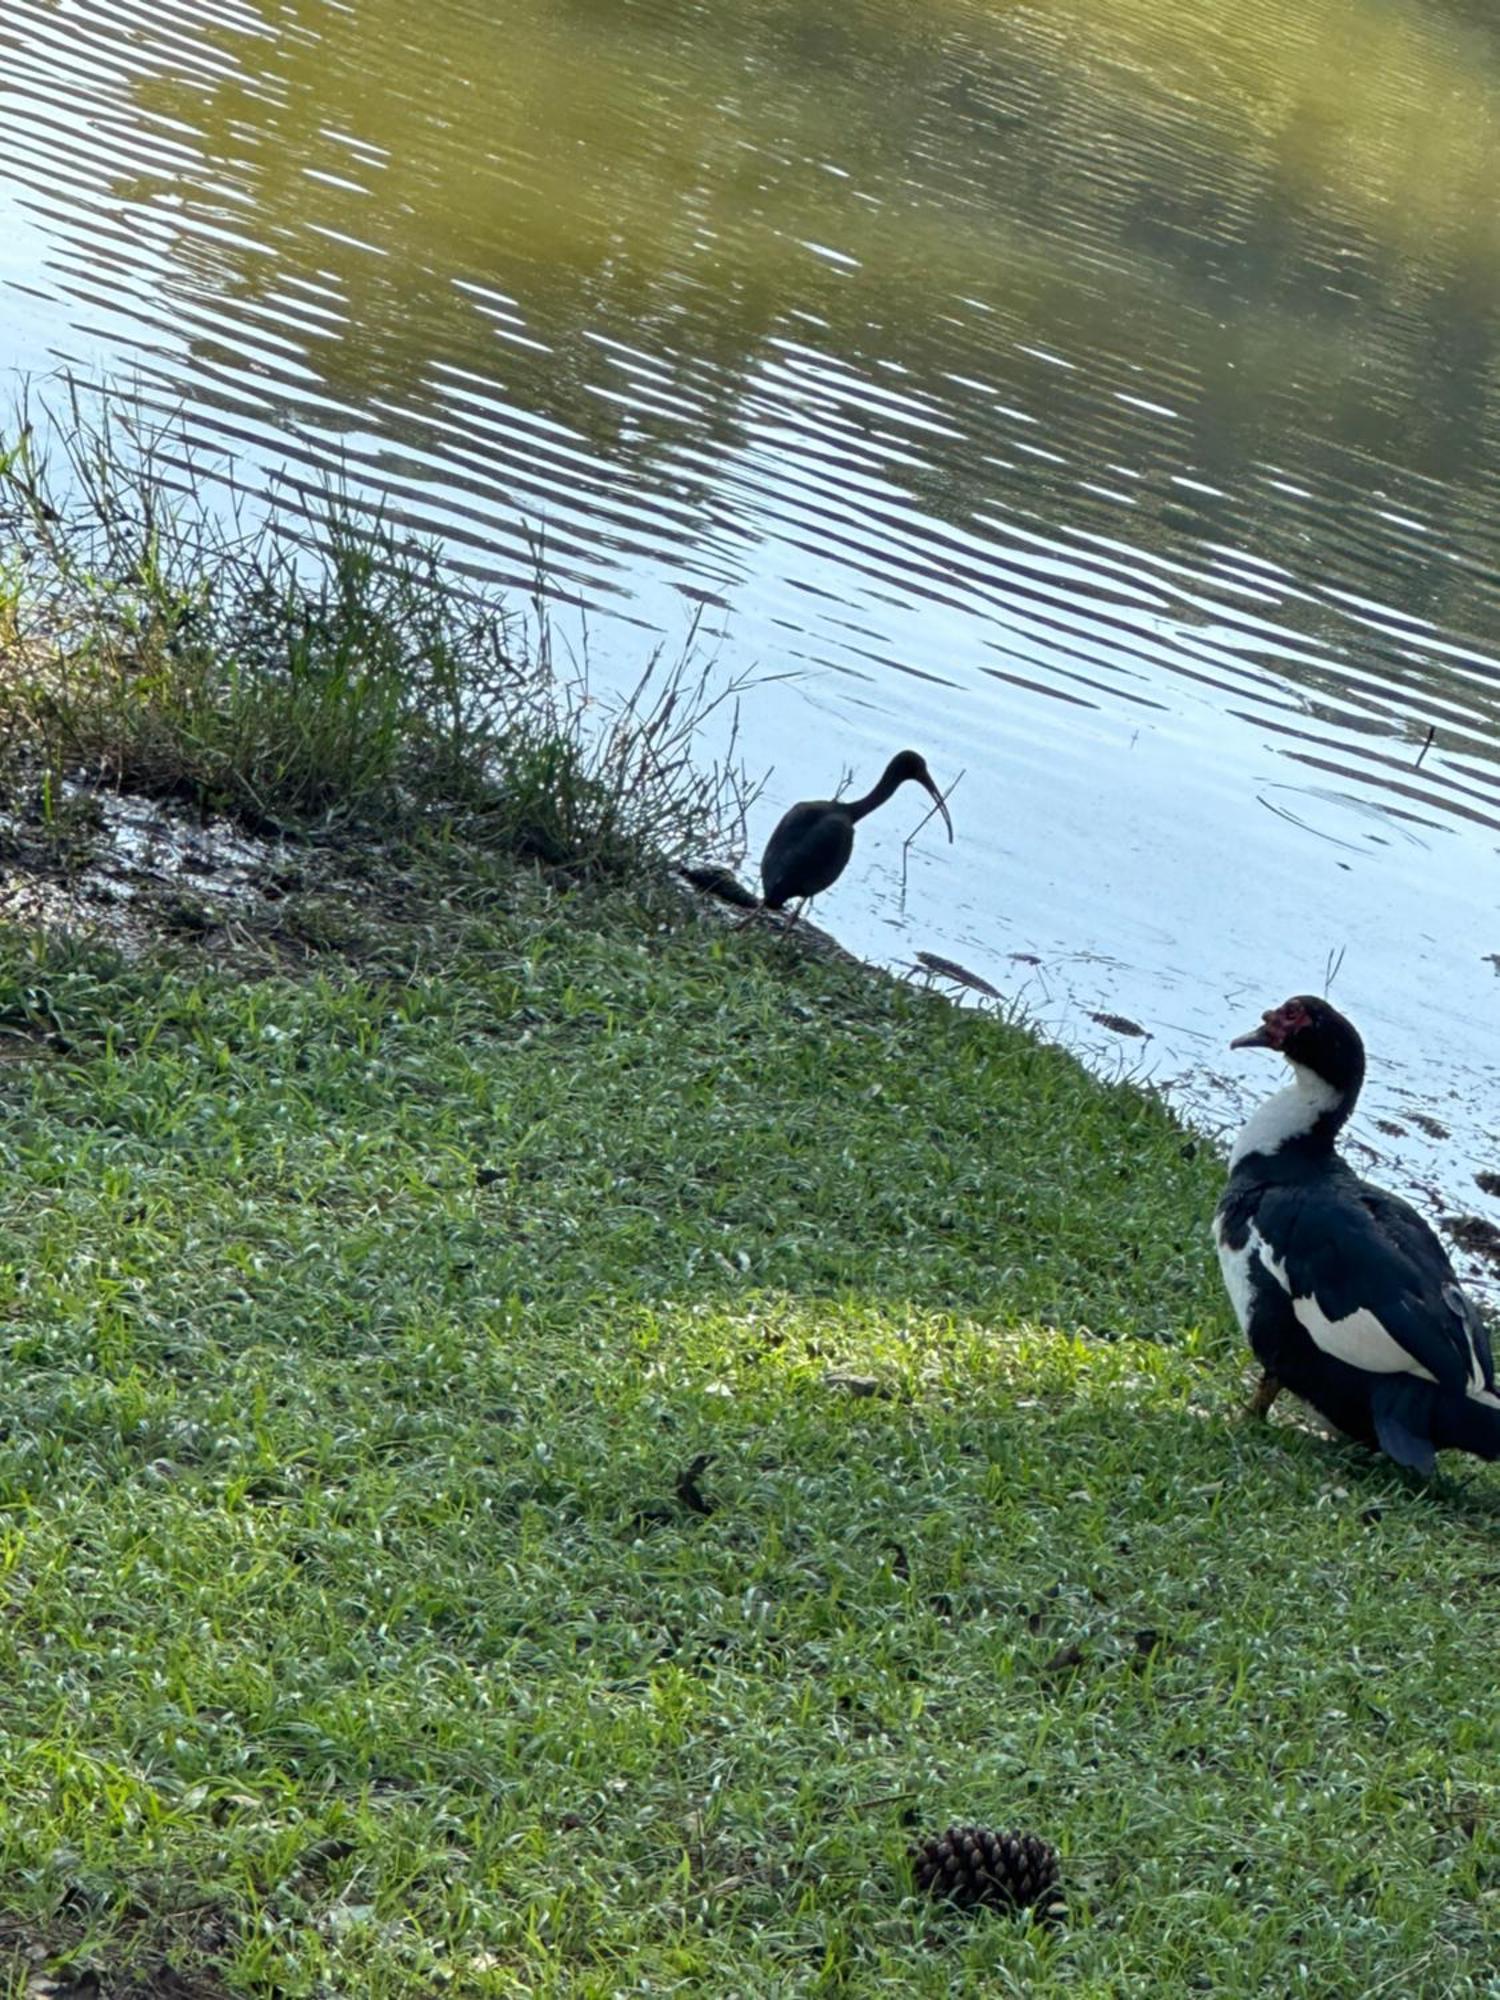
xmin=924 ymin=780 xmax=954 ymax=843
xmin=1230 ymin=1021 xmax=1275 ymax=1051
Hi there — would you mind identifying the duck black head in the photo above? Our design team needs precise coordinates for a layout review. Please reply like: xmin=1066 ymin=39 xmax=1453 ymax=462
xmin=1228 ymin=996 xmax=1366 ymax=1164
xmin=1231 ymin=994 xmax=1366 ymax=1098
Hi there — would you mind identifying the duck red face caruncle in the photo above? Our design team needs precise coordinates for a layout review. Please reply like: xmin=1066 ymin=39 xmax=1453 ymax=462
xmin=1230 ymin=996 xmax=1318 ymax=1052
xmin=1228 ymin=994 xmax=1365 ymax=1097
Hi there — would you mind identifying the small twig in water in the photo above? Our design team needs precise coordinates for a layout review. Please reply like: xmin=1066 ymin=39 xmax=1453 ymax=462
xmin=914 ymin=950 xmax=1001 ymax=1000
xmin=899 ymin=768 xmax=964 ymax=908
xmin=1415 ymin=724 xmax=1435 ymax=770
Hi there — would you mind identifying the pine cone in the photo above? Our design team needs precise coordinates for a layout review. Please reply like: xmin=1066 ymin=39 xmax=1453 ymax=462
xmin=911 ymin=1824 xmax=1063 ymax=1919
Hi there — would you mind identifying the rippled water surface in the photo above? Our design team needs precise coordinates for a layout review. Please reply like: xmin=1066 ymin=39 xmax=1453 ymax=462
xmin=6 ymin=0 xmax=1500 ymax=1262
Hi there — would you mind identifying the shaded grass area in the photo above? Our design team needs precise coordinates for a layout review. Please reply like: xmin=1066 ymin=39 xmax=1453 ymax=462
xmin=0 ymin=864 xmax=1498 ymax=1997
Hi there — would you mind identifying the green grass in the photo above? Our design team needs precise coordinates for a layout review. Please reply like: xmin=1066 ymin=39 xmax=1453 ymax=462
xmin=0 ymin=857 xmax=1497 ymax=1998
xmin=0 ymin=388 xmax=753 ymax=879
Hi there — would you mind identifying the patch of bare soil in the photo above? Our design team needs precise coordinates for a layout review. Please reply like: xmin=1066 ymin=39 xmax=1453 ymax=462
xmin=22 ymin=1968 xmax=232 ymax=1999
xmin=0 ymin=780 xmax=497 ymax=982
xmin=4 ymin=1916 xmax=240 ymax=2000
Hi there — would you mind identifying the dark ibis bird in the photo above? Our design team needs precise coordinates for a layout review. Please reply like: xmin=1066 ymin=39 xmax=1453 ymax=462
xmin=759 ymin=750 xmax=952 ymax=921
xmin=1214 ymin=993 xmax=1499 ymax=1474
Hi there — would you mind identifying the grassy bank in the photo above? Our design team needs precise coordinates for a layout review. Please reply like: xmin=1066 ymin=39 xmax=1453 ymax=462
xmin=2 ymin=409 xmax=1500 ymax=1997
xmin=1 ymin=875 xmax=1498 ymax=1998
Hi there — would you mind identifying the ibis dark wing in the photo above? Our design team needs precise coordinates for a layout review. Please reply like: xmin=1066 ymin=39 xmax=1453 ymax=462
xmin=1250 ymin=1176 xmax=1486 ymax=1395
xmin=759 ymin=802 xmax=855 ymax=908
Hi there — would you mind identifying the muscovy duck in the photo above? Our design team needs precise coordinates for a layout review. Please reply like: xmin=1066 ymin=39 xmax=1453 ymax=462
xmin=759 ymin=751 xmax=953 ymax=921
xmin=1214 ymin=993 xmax=1499 ymax=1474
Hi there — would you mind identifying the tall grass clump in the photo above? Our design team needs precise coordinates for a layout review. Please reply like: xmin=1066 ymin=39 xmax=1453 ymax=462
xmin=0 ymin=382 xmax=754 ymax=876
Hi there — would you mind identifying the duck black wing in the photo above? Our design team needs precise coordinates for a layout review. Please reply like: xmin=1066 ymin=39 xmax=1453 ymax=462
xmin=1245 ymin=1175 xmax=1489 ymax=1399
xmin=1352 ymin=1178 xmax=1495 ymax=1391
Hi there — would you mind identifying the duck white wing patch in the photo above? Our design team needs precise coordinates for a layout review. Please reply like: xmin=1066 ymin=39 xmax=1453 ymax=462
xmin=1212 ymin=1215 xmax=1257 ymax=1337
xmin=1290 ymin=1298 xmax=1437 ymax=1379
xmin=1247 ymin=1223 xmax=1438 ymax=1381
xmin=1441 ymin=1281 xmax=1493 ymax=1396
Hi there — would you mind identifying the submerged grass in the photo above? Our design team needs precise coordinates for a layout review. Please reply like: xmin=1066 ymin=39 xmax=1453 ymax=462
xmin=0 ymin=867 xmax=1495 ymax=1997
xmin=1 ymin=398 xmax=1499 ymax=1995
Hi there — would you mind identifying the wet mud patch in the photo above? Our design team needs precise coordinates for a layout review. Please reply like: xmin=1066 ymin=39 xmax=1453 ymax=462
xmin=4 ymin=1914 xmax=240 ymax=2000
xmin=1440 ymin=1212 xmax=1500 ymax=1268
xmin=0 ymin=778 xmax=492 ymax=978
xmin=21 ymin=1969 xmax=232 ymax=1999
xmin=0 ymin=783 xmax=298 ymax=958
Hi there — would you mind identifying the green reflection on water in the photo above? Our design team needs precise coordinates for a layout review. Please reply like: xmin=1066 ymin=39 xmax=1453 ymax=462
xmin=104 ymin=0 xmax=1500 ymax=653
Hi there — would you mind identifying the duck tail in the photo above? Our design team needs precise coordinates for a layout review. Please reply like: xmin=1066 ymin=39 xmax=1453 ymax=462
xmin=1369 ymin=1377 xmax=1500 ymax=1472
xmin=1432 ymin=1389 xmax=1500 ymax=1462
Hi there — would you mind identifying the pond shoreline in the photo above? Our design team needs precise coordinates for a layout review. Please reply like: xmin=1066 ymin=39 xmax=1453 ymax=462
xmin=7 ymin=766 xmax=1500 ymax=1300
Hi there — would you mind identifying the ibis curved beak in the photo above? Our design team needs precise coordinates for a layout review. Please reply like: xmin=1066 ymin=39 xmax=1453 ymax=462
xmin=925 ymin=781 xmax=954 ymax=843
xmin=1230 ymin=1021 xmax=1275 ymax=1051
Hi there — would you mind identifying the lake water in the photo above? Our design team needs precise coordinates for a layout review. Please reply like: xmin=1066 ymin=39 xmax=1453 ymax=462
xmin=5 ymin=0 xmax=1500 ymax=1280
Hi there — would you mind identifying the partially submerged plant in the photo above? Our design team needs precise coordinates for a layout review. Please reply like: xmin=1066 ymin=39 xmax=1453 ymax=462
xmin=0 ymin=379 xmax=758 ymax=880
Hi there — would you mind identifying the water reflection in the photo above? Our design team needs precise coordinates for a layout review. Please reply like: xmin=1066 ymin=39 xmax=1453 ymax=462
xmin=4 ymin=0 xmax=1500 ymax=1257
